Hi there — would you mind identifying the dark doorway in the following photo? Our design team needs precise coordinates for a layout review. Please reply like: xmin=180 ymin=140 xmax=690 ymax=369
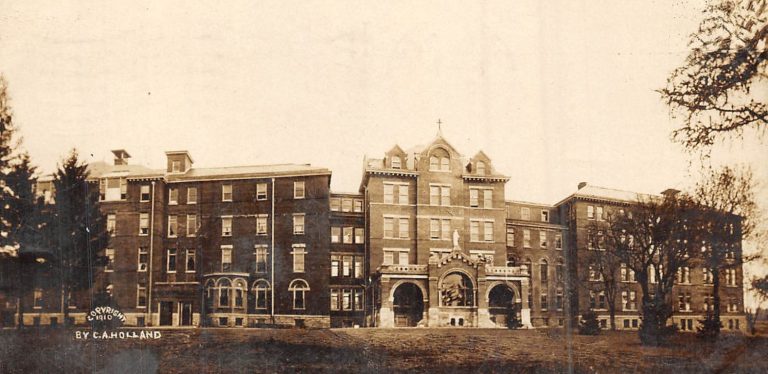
xmin=159 ymin=301 xmax=173 ymax=326
xmin=180 ymin=303 xmax=192 ymax=326
xmin=393 ymin=283 xmax=424 ymax=327
xmin=489 ymin=284 xmax=516 ymax=327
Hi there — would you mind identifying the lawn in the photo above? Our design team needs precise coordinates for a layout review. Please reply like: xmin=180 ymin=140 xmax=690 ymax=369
xmin=1 ymin=327 xmax=766 ymax=373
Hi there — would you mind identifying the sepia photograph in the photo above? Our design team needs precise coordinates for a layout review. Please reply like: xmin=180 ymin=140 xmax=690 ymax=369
xmin=0 ymin=0 xmax=767 ymax=372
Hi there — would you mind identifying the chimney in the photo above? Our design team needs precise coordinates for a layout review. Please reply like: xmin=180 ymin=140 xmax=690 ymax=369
xmin=165 ymin=150 xmax=194 ymax=173
xmin=577 ymin=182 xmax=587 ymax=190
xmin=111 ymin=149 xmax=131 ymax=166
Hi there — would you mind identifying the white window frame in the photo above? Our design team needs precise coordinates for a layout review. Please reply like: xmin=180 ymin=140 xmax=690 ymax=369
xmin=293 ymin=214 xmax=305 ymax=235
xmin=256 ymin=183 xmax=268 ymax=201
xmin=104 ymin=248 xmax=115 ymax=272
xmin=222 ymin=184 xmax=233 ymax=202
xmin=107 ymin=214 xmax=116 ymax=237
xmin=292 ymin=244 xmax=306 ymax=273
xmin=186 ymin=214 xmax=197 ymax=237
xmin=137 ymin=285 xmax=147 ymax=308
xmin=521 ymin=207 xmax=530 ymax=220
xmin=168 ymin=215 xmax=178 ymax=237
xmin=168 ymin=187 xmax=178 ymax=205
xmin=256 ymin=215 xmax=268 ymax=236
xmin=186 ymin=249 xmax=196 ymax=273
xmin=222 ymin=216 xmax=233 ymax=237
xmin=187 ymin=186 xmax=197 ymax=204
xmin=166 ymin=248 xmax=177 ymax=273
xmin=254 ymin=245 xmax=268 ymax=273
xmin=139 ymin=213 xmax=149 ymax=236
xmin=137 ymin=247 xmax=148 ymax=272
xmin=293 ymin=181 xmax=305 ymax=199
xmin=221 ymin=245 xmax=233 ymax=272
xmin=140 ymin=185 xmax=150 ymax=202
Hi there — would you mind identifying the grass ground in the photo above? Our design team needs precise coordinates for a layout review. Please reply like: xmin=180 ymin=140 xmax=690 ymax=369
xmin=1 ymin=327 xmax=767 ymax=373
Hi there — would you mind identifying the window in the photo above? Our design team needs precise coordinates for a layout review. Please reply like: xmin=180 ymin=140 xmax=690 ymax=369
xmin=186 ymin=214 xmax=197 ymax=236
xmin=221 ymin=246 xmax=232 ymax=272
xmin=483 ymin=222 xmax=493 ymax=242
xmin=440 ymin=272 xmax=474 ymax=306
xmin=726 ymin=268 xmax=737 ymax=286
xmin=354 ymin=289 xmax=363 ymax=310
xmin=476 ymin=161 xmax=485 ymax=175
xmin=398 ymin=251 xmax=409 ymax=265
xmin=555 ymin=235 xmax=562 ymax=250
xmin=331 ymin=256 xmax=340 ymax=277
xmin=398 ymin=218 xmax=409 ymax=239
xmin=596 ymin=206 xmax=604 ymax=221
xmin=430 ymin=156 xmax=439 ymax=170
xmin=398 ymin=185 xmax=408 ymax=205
xmin=539 ymin=231 xmax=547 ymax=248
xmin=678 ymin=293 xmax=691 ymax=311
xmin=540 ymin=260 xmax=549 ymax=282
xmin=254 ymin=280 xmax=269 ymax=309
xmin=187 ymin=186 xmax=197 ymax=204
xmin=620 ymin=263 xmax=635 ymax=282
xmin=331 ymin=227 xmax=341 ymax=243
xmin=391 ymin=156 xmax=401 ymax=169
xmin=140 ymin=185 xmax=150 ymax=202
xmin=384 ymin=217 xmax=394 ymax=238
xmin=354 ymin=257 xmax=363 ymax=278
xmin=383 ymin=251 xmax=394 ymax=265
xmin=222 ymin=216 xmax=232 ymax=237
xmin=256 ymin=215 xmax=268 ymax=235
xmin=470 ymin=221 xmax=480 ymax=242
xmin=354 ymin=228 xmax=364 ymax=244
xmin=107 ymin=214 xmax=116 ymax=236
xmin=186 ymin=249 xmax=196 ymax=272
xmin=621 ymin=291 xmax=637 ymax=311
xmin=342 ymin=256 xmax=352 ymax=277
xmin=169 ymin=188 xmax=178 ymax=204
xmin=590 ymin=290 xmax=607 ymax=310
xmin=166 ymin=249 xmax=177 ymax=273
xmin=330 ymin=198 xmax=341 ymax=211
xmin=677 ymin=267 xmax=691 ymax=284
xmin=256 ymin=183 xmax=267 ymax=200
xmin=430 ymin=219 xmax=440 ymax=239
xmin=33 ymin=289 xmax=43 ymax=309
xmin=540 ymin=293 xmax=548 ymax=311
xmin=523 ymin=229 xmax=531 ymax=248
xmin=105 ymin=249 xmax=115 ymax=272
xmin=218 ymin=279 xmax=231 ymax=307
xmin=139 ymin=213 xmax=149 ymax=235
xmin=703 ymin=293 xmax=713 ymax=312
xmin=521 ymin=207 xmax=530 ymax=220
xmin=506 ymin=228 xmax=515 ymax=246
xmin=541 ymin=210 xmax=549 ymax=222
xmin=469 ymin=189 xmax=479 ymax=208
xmin=222 ymin=184 xmax=233 ymax=202
xmin=384 ymin=184 xmax=394 ymax=204
xmin=171 ymin=160 xmax=181 ymax=173
xmin=234 ymin=280 xmax=246 ymax=308
xmin=703 ymin=268 xmax=714 ymax=284
xmin=254 ymin=246 xmax=268 ymax=273
xmin=330 ymin=289 xmax=339 ymax=311
xmin=292 ymin=244 xmax=306 ymax=272
xmin=289 ymin=280 xmax=309 ymax=310
xmin=343 ymin=227 xmax=353 ymax=244
xmin=353 ymin=199 xmax=363 ymax=212
xmin=342 ymin=289 xmax=352 ymax=310
xmin=137 ymin=285 xmax=147 ymax=308
xmin=556 ymin=289 xmax=564 ymax=310
xmin=137 ymin=247 xmax=148 ymax=272
xmin=342 ymin=199 xmax=353 ymax=212
xmin=293 ymin=214 xmax=305 ymax=235
xmin=168 ymin=215 xmax=178 ymax=237
xmin=556 ymin=260 xmax=564 ymax=283
xmin=440 ymin=157 xmax=449 ymax=171
xmin=293 ymin=181 xmax=305 ymax=199
xmin=587 ymin=205 xmax=595 ymax=219
xmin=100 ymin=177 xmax=127 ymax=201
xmin=483 ymin=190 xmax=492 ymax=208
xmin=430 ymin=185 xmax=450 ymax=206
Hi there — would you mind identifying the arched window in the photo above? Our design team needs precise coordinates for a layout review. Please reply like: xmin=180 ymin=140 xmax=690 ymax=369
xmin=476 ymin=161 xmax=486 ymax=175
xmin=429 ymin=156 xmax=439 ymax=171
xmin=217 ymin=278 xmax=232 ymax=307
xmin=289 ymin=279 xmax=310 ymax=310
xmin=252 ymin=279 xmax=270 ymax=310
xmin=440 ymin=272 xmax=474 ymax=307
xmin=440 ymin=157 xmax=450 ymax=171
xmin=391 ymin=156 xmax=401 ymax=169
xmin=540 ymin=259 xmax=549 ymax=284
xmin=233 ymin=279 xmax=247 ymax=308
xmin=521 ymin=258 xmax=532 ymax=275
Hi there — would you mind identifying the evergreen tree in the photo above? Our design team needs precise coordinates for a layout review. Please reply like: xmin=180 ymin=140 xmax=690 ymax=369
xmin=579 ymin=310 xmax=601 ymax=336
xmin=0 ymin=74 xmax=19 ymax=257
xmin=51 ymin=150 xmax=108 ymax=326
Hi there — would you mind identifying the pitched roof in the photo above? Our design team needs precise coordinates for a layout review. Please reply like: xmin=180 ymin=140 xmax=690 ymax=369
xmin=555 ymin=184 xmax=653 ymax=206
xmin=166 ymin=163 xmax=330 ymax=181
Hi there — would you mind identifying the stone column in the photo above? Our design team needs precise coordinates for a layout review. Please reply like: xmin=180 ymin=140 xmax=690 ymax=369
xmin=428 ymin=261 xmax=440 ymax=327
xmin=520 ymin=278 xmax=533 ymax=328
xmin=379 ymin=278 xmax=394 ymax=328
xmin=476 ymin=264 xmax=494 ymax=328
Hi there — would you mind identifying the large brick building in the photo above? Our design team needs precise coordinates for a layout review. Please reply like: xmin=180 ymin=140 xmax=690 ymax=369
xmin=0 ymin=135 xmax=747 ymax=331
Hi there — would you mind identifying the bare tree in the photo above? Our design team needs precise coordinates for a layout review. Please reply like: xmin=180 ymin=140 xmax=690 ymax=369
xmin=660 ymin=0 xmax=768 ymax=152
xmin=584 ymin=222 xmax=622 ymax=330
xmin=691 ymin=165 xmax=759 ymax=338
xmin=605 ymin=193 xmax=700 ymax=345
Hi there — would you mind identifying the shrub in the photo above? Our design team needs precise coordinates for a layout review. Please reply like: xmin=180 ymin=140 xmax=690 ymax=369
xmin=579 ymin=310 xmax=601 ymax=335
xmin=697 ymin=312 xmax=722 ymax=340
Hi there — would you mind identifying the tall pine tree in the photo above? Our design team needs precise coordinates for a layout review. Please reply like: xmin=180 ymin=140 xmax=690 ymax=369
xmin=51 ymin=150 xmax=108 ymax=325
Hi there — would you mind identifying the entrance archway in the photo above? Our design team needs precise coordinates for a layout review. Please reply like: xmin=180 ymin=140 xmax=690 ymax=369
xmin=392 ymin=283 xmax=424 ymax=327
xmin=488 ymin=284 xmax=517 ymax=327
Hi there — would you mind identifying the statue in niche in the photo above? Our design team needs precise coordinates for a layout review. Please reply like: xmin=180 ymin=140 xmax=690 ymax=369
xmin=452 ymin=229 xmax=460 ymax=248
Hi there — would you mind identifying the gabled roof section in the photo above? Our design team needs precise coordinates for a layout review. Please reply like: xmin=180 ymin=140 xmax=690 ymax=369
xmin=554 ymin=183 xmax=653 ymax=207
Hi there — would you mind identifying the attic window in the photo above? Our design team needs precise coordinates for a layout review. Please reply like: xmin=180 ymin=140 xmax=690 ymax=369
xmin=172 ymin=160 xmax=181 ymax=173
xmin=391 ymin=156 xmax=401 ymax=169
xmin=476 ymin=161 xmax=486 ymax=175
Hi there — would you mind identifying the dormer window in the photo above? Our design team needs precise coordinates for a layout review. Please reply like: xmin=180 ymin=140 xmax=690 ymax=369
xmin=171 ymin=160 xmax=181 ymax=173
xmin=429 ymin=148 xmax=451 ymax=171
xmin=440 ymin=157 xmax=449 ymax=171
xmin=391 ymin=156 xmax=402 ymax=169
xmin=430 ymin=156 xmax=439 ymax=170
xmin=476 ymin=161 xmax=486 ymax=175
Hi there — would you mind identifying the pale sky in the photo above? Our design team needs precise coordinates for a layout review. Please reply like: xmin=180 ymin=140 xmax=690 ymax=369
xmin=0 ymin=1 xmax=765 ymax=204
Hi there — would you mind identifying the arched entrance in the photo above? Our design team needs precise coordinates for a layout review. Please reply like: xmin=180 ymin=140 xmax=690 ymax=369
xmin=488 ymin=284 xmax=518 ymax=327
xmin=392 ymin=283 xmax=424 ymax=327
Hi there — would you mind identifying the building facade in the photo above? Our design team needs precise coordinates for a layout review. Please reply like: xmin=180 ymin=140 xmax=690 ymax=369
xmin=0 ymin=135 xmax=747 ymax=331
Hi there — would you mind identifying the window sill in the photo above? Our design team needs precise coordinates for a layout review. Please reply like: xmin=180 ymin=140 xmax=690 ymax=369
xmin=33 ymin=307 xmax=42 ymax=310
xmin=136 ymin=306 xmax=147 ymax=309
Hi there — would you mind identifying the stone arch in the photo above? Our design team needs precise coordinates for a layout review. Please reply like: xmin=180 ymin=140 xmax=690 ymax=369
xmin=438 ymin=268 xmax=477 ymax=289
xmin=388 ymin=280 xmax=428 ymax=303
xmin=391 ymin=281 xmax=426 ymax=327
xmin=438 ymin=270 xmax=476 ymax=307
xmin=484 ymin=281 xmax=521 ymax=304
